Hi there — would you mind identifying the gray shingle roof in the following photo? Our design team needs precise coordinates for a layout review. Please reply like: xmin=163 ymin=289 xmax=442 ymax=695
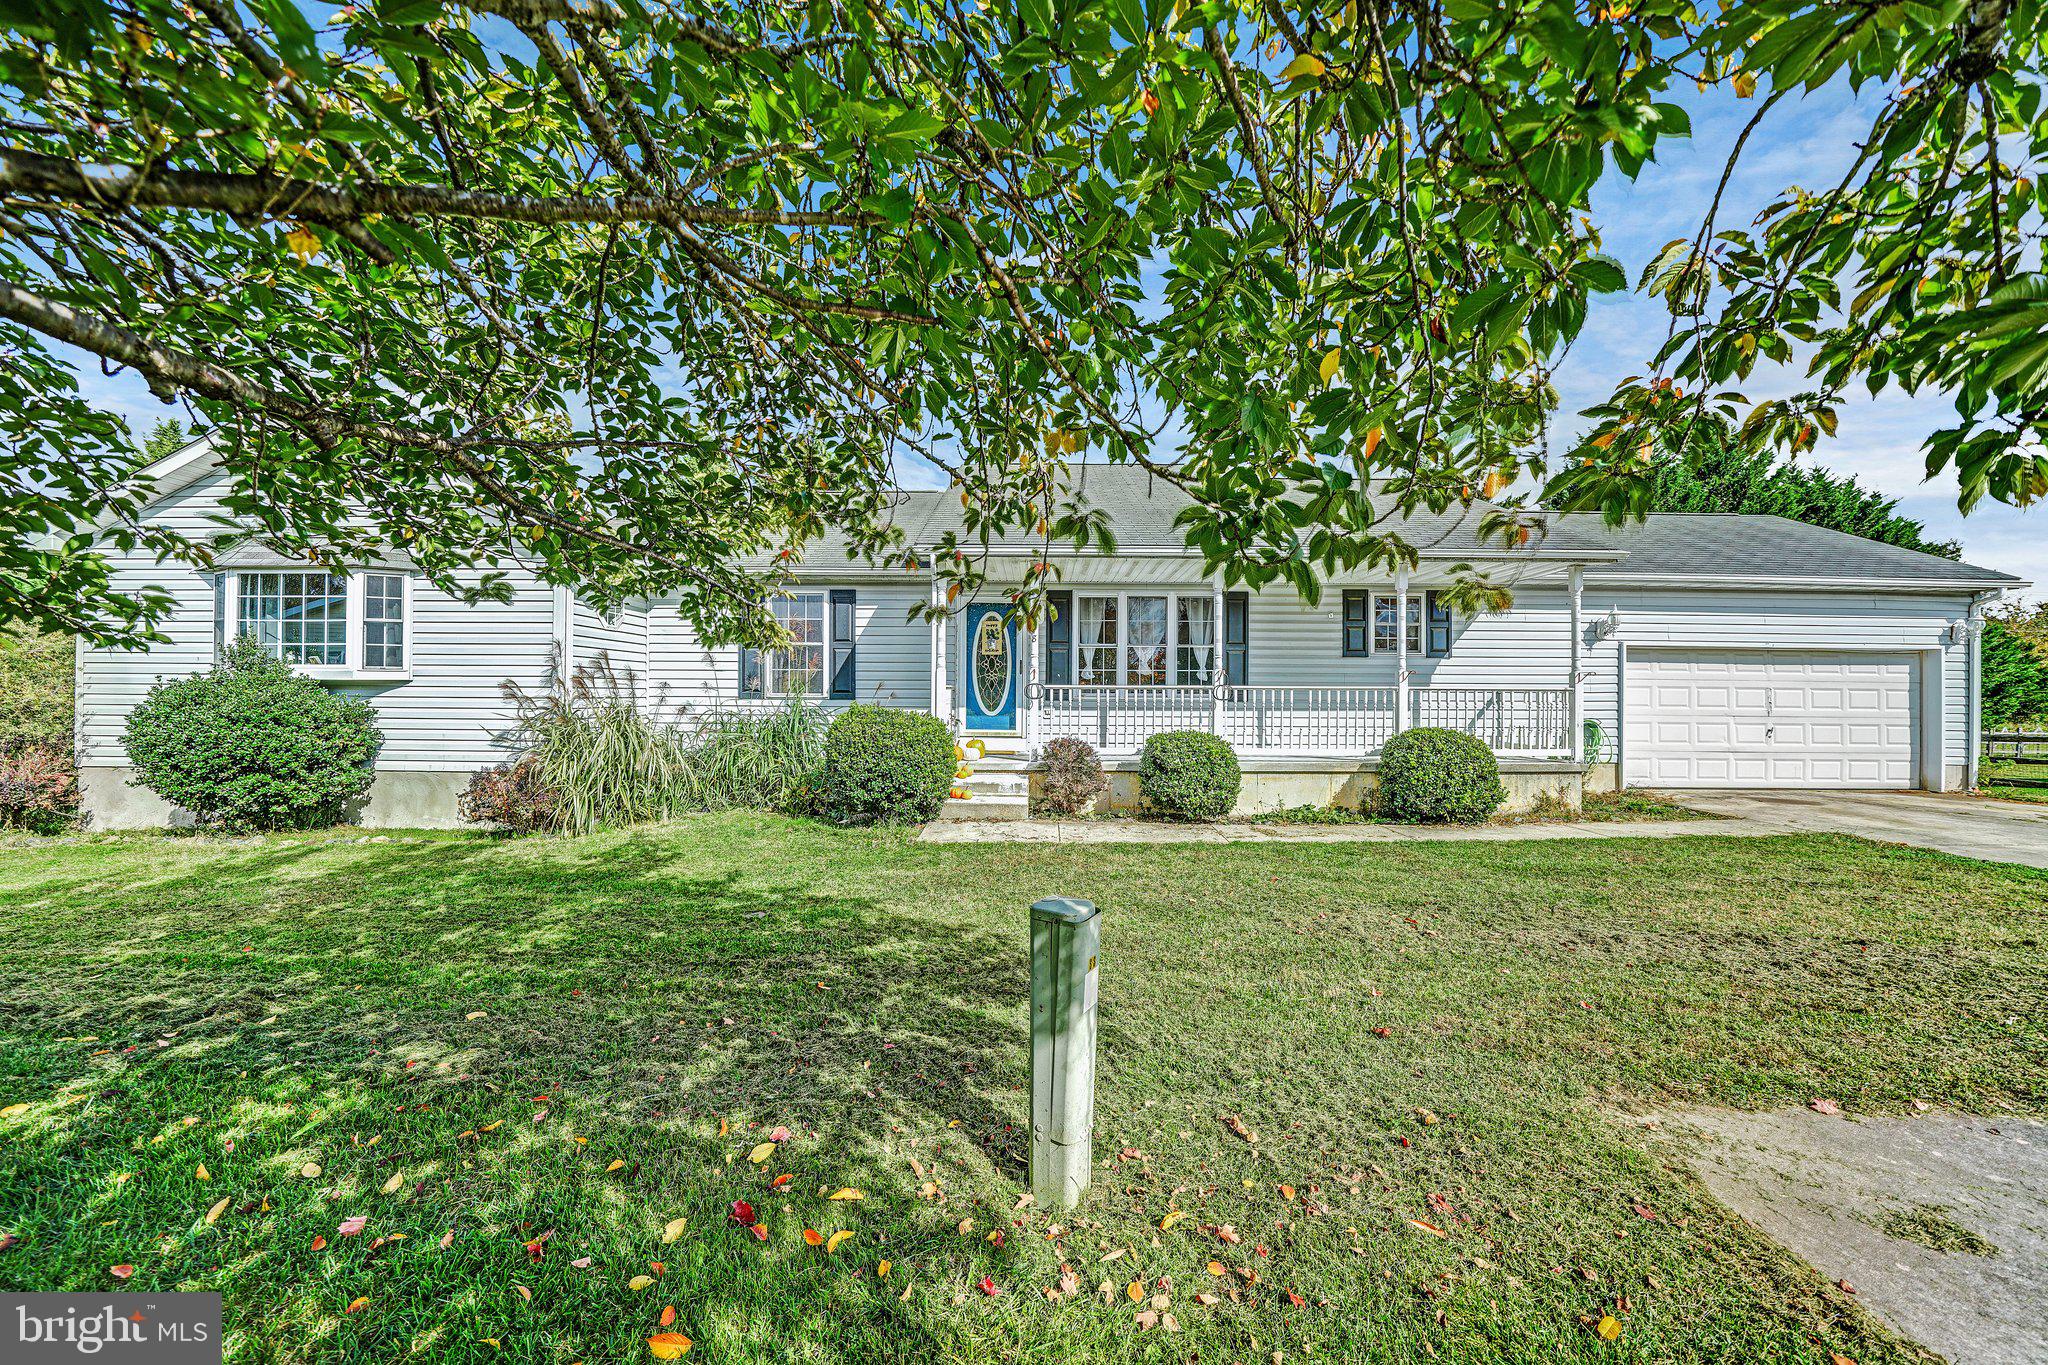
xmin=766 ymin=465 xmax=2023 ymax=589
xmin=1561 ymin=513 xmax=2022 ymax=586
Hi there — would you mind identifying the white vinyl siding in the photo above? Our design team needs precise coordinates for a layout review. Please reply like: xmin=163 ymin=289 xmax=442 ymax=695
xmin=646 ymin=582 xmax=931 ymax=716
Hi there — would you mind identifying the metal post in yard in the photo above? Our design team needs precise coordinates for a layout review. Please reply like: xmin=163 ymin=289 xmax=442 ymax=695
xmin=1029 ymin=896 xmax=1102 ymax=1209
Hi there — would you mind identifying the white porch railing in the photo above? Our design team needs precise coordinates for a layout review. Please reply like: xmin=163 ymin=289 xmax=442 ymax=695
xmin=1029 ymin=684 xmax=1572 ymax=756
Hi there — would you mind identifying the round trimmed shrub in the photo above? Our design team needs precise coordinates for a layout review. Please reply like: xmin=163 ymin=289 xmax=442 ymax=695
xmin=818 ymin=704 xmax=955 ymax=824
xmin=123 ymin=638 xmax=380 ymax=830
xmin=1376 ymin=727 xmax=1505 ymax=824
xmin=1138 ymin=730 xmax=1240 ymax=821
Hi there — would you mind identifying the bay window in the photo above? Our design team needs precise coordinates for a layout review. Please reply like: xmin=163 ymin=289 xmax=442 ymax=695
xmin=219 ymin=569 xmax=411 ymax=677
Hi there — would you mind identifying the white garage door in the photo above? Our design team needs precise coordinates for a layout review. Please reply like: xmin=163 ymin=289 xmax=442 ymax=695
xmin=1626 ymin=649 xmax=1917 ymax=788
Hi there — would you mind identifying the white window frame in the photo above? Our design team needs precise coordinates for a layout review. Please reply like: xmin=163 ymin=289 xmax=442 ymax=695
xmin=764 ymin=590 xmax=826 ymax=698
xmin=222 ymin=569 xmax=414 ymax=681
xmin=1073 ymin=590 xmax=1216 ymax=687
xmin=1371 ymin=594 xmax=1424 ymax=656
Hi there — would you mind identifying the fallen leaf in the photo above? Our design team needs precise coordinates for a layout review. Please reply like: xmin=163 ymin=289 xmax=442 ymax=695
xmin=466 ymin=1011 xmax=488 ymax=1020
xmin=728 ymin=1200 xmax=755 ymax=1226
xmin=1159 ymin=1210 xmax=1189 ymax=1231
xmin=337 ymin=1216 xmax=367 ymax=1237
xmin=957 ymin=1219 xmax=974 ymax=1236
xmin=310 ymin=1236 xmax=327 ymax=1251
xmin=1595 ymin=1315 xmax=1622 ymax=1341
xmin=647 ymin=1331 xmax=692 ymax=1359
xmin=514 ymin=1285 xmax=532 ymax=1301
xmin=767 ymin=1126 xmax=790 ymax=1142
xmin=0 ymin=1103 xmax=29 ymax=1118
xmin=1127 ymin=1280 xmax=1143 ymax=1302
xmin=978 ymin=1275 xmax=1000 ymax=1297
xmin=748 ymin=1143 xmax=776 ymax=1164
xmin=1405 ymin=1219 xmax=1447 ymax=1238
xmin=827 ymin=1188 xmax=862 ymax=1202
xmin=827 ymin=1230 xmax=853 ymax=1253
xmin=205 ymin=1196 xmax=230 ymax=1226
xmin=480 ymin=1121 xmax=504 ymax=1133
xmin=748 ymin=1224 xmax=768 ymax=1241
xmin=110 ymin=1264 xmax=134 ymax=1279
xmin=629 ymin=1275 xmax=655 ymax=1291
xmin=803 ymin=1228 xmax=824 ymax=1247
xmin=439 ymin=1230 xmax=455 ymax=1250
xmin=877 ymin=1260 xmax=891 ymax=1277
xmin=662 ymin=1217 xmax=689 ymax=1243
xmin=659 ymin=1305 xmax=676 ymax=1327
xmin=195 ymin=1164 xmax=210 ymax=1181
xmin=1809 ymin=1098 xmax=1842 ymax=1116
xmin=986 ymin=1230 xmax=1005 ymax=1249
xmin=1207 ymin=1260 xmax=1225 ymax=1276
xmin=1223 ymin=1114 xmax=1255 ymax=1144
xmin=606 ymin=1160 xmax=626 ymax=1173
xmin=345 ymin=1297 xmax=369 ymax=1314
xmin=770 ymin=1173 xmax=793 ymax=1189
xmin=570 ymin=1256 xmax=592 ymax=1268
xmin=381 ymin=1172 xmax=404 ymax=1195
xmin=299 ymin=1163 xmax=322 ymax=1179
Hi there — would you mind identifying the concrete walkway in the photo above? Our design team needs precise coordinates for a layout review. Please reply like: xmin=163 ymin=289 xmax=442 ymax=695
xmin=921 ymin=788 xmax=2048 ymax=868
xmin=1646 ymin=1107 xmax=2048 ymax=1365
xmin=1666 ymin=789 xmax=2048 ymax=870
xmin=918 ymin=814 xmax=1764 ymax=845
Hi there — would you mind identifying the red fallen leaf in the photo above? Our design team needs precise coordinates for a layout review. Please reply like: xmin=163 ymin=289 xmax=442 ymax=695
xmin=747 ymin=1223 xmax=768 ymax=1242
xmin=988 ymin=1230 xmax=1005 ymax=1249
xmin=767 ymin=1126 xmax=791 ymax=1142
xmin=310 ymin=1236 xmax=327 ymax=1251
xmin=110 ymin=1264 xmax=135 ymax=1279
xmin=1371 ymin=1028 xmax=1391 ymax=1038
xmin=1285 ymin=1290 xmax=1305 ymax=1307
xmin=1632 ymin=1204 xmax=1658 ymax=1221
xmin=1399 ymin=1137 xmax=1412 ymax=1148
xmin=978 ymin=1275 xmax=1000 ymax=1297
xmin=1809 ymin=1098 xmax=1842 ymax=1116
xmin=729 ymin=1200 xmax=755 ymax=1226
xmin=523 ymin=1228 xmax=555 ymax=1261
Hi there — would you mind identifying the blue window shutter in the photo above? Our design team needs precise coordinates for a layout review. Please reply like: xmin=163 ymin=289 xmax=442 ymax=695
xmin=1224 ymin=591 xmax=1249 ymax=685
xmin=1426 ymin=591 xmax=1453 ymax=657
xmin=1044 ymin=590 xmax=1073 ymax=685
xmin=1342 ymin=590 xmax=1369 ymax=657
xmin=738 ymin=645 xmax=763 ymax=698
xmin=828 ymin=589 xmax=856 ymax=699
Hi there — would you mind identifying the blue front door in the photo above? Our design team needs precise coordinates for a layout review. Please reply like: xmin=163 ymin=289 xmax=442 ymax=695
xmin=964 ymin=604 xmax=1018 ymax=732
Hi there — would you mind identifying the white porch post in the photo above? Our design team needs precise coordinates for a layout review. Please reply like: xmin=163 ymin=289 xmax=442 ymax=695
xmin=1393 ymin=566 xmax=1410 ymax=735
xmin=929 ymin=562 xmax=948 ymax=724
xmin=1567 ymin=565 xmax=1584 ymax=761
xmin=1209 ymin=573 xmax=1226 ymax=737
xmin=1022 ymin=607 xmax=1039 ymax=749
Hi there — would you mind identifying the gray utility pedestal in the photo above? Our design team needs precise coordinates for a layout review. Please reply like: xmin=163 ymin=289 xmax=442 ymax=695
xmin=1029 ymin=896 xmax=1102 ymax=1209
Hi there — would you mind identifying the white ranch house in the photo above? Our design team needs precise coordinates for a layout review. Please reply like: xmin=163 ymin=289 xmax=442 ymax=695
xmin=77 ymin=440 xmax=2027 ymax=825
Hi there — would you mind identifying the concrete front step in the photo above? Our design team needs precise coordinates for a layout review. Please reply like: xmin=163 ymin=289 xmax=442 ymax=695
xmin=935 ymin=793 xmax=1031 ymax=821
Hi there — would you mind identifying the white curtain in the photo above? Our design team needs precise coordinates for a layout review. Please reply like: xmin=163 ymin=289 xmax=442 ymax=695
xmin=1127 ymin=596 xmax=1167 ymax=685
xmin=1078 ymin=596 xmax=1117 ymax=684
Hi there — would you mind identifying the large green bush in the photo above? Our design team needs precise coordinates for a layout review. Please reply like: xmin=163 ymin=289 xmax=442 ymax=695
xmin=818 ymin=704 xmax=954 ymax=824
xmin=123 ymin=638 xmax=380 ymax=830
xmin=1376 ymin=727 xmax=1505 ymax=824
xmin=1138 ymin=730 xmax=1240 ymax=820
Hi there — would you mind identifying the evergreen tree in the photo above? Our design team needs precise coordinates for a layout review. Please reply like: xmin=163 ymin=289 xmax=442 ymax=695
xmin=1982 ymin=621 xmax=2048 ymax=728
xmin=1648 ymin=417 xmax=1961 ymax=559
xmin=141 ymin=419 xmax=192 ymax=463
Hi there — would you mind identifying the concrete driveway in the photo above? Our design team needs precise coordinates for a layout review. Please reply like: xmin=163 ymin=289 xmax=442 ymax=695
xmin=1663 ymin=789 xmax=2048 ymax=869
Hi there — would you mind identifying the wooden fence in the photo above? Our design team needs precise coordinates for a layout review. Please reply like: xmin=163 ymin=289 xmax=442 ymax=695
xmin=1982 ymin=730 xmax=2048 ymax=764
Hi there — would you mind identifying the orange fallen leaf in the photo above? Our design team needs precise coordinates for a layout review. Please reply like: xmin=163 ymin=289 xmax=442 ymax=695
xmin=311 ymin=1236 xmax=327 ymax=1251
xmin=770 ymin=1173 xmax=793 ymax=1189
xmin=803 ymin=1229 xmax=824 ymax=1247
xmin=659 ymin=1305 xmax=676 ymax=1328
xmin=606 ymin=1160 xmax=625 ymax=1173
xmin=1127 ymin=1281 xmax=1143 ymax=1302
xmin=1405 ymin=1219 xmax=1447 ymax=1237
xmin=1206 ymin=1260 xmax=1225 ymax=1275
xmin=345 ymin=1297 xmax=369 ymax=1314
xmin=110 ymin=1264 xmax=134 ymax=1279
xmin=647 ymin=1331 xmax=692 ymax=1359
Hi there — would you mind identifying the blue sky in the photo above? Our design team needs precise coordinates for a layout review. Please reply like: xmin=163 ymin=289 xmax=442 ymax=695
xmin=60 ymin=75 xmax=2040 ymax=601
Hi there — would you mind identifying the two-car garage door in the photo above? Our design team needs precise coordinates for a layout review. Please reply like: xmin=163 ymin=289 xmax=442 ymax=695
xmin=1625 ymin=649 xmax=1918 ymax=788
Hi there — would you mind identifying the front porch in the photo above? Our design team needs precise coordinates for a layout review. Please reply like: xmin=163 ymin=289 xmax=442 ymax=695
xmin=1025 ymin=683 xmax=1575 ymax=758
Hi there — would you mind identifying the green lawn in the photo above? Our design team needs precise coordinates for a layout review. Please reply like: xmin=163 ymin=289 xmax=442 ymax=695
xmin=1 ymin=819 xmax=2042 ymax=1364
xmin=1982 ymin=758 xmax=2048 ymax=804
